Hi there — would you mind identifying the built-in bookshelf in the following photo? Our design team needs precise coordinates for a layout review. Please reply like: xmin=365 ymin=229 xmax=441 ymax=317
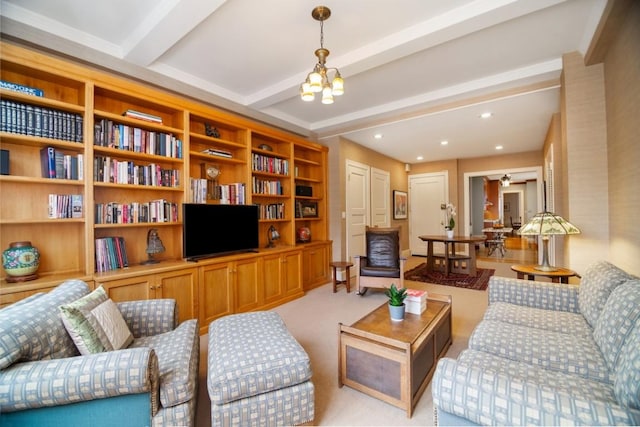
xmin=0 ymin=41 xmax=331 ymax=313
xmin=0 ymin=50 xmax=91 ymax=286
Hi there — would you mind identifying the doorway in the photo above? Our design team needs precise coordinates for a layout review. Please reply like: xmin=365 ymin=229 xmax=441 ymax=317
xmin=408 ymin=172 xmax=448 ymax=256
xmin=464 ymin=167 xmax=543 ymax=263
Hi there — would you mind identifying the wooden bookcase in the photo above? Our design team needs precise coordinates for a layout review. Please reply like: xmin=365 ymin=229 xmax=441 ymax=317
xmin=0 ymin=41 xmax=331 ymax=320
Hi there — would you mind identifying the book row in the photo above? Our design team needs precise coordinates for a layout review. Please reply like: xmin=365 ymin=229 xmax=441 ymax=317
xmin=1 ymin=99 xmax=83 ymax=142
xmin=188 ymin=179 xmax=246 ymax=205
xmin=93 ymin=156 xmax=180 ymax=187
xmin=40 ymin=146 xmax=84 ymax=180
xmin=256 ymin=202 xmax=285 ymax=220
xmin=94 ymin=119 xmax=183 ymax=158
xmin=252 ymin=177 xmax=284 ymax=195
xmin=94 ymin=199 xmax=178 ymax=224
xmin=95 ymin=236 xmax=129 ymax=273
xmin=48 ymin=194 xmax=83 ymax=219
xmin=252 ymin=154 xmax=289 ymax=175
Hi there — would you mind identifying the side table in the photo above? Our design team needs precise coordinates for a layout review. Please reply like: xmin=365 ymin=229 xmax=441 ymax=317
xmin=329 ymin=261 xmax=353 ymax=293
xmin=511 ymin=264 xmax=581 ymax=284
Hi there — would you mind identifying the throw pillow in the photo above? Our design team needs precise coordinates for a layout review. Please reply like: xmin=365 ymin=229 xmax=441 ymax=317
xmin=59 ymin=286 xmax=133 ymax=354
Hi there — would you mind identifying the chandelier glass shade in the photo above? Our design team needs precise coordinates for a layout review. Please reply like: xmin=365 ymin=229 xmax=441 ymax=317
xmin=500 ymin=174 xmax=511 ymax=187
xmin=300 ymin=6 xmax=344 ymax=104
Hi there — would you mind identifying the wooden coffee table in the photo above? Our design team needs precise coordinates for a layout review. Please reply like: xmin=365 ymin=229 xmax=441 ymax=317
xmin=338 ymin=293 xmax=452 ymax=417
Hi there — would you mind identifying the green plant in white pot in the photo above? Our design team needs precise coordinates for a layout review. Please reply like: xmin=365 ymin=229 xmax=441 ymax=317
xmin=385 ymin=283 xmax=408 ymax=321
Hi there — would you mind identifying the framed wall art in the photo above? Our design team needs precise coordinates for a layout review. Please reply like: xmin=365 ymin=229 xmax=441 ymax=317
xmin=296 ymin=201 xmax=318 ymax=218
xmin=393 ymin=190 xmax=408 ymax=219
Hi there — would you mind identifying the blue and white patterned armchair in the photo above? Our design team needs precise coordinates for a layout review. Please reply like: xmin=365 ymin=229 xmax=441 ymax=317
xmin=432 ymin=261 xmax=640 ymax=426
xmin=0 ymin=279 xmax=199 ymax=427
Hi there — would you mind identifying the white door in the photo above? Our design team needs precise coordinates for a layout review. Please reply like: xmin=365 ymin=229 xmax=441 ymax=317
xmin=370 ymin=167 xmax=390 ymax=228
xmin=409 ymin=172 xmax=448 ymax=256
xmin=346 ymin=160 xmax=370 ymax=263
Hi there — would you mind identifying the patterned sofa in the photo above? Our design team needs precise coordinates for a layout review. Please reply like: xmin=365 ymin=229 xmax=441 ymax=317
xmin=0 ymin=279 xmax=199 ymax=427
xmin=432 ymin=260 xmax=640 ymax=425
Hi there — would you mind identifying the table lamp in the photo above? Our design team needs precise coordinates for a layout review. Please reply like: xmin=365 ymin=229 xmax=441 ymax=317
xmin=518 ymin=211 xmax=580 ymax=271
xmin=142 ymin=228 xmax=165 ymax=264
xmin=266 ymin=225 xmax=280 ymax=248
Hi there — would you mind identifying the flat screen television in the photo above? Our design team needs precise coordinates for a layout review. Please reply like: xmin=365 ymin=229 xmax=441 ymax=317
xmin=183 ymin=203 xmax=259 ymax=261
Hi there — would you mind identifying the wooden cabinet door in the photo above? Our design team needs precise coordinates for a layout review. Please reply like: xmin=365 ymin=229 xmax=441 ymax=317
xmin=100 ymin=275 xmax=155 ymax=302
xmin=157 ymin=268 xmax=197 ymax=324
xmin=303 ymin=244 xmax=329 ymax=290
xmin=234 ymin=257 xmax=261 ymax=312
xmin=282 ymin=250 xmax=303 ymax=297
xmin=262 ymin=253 xmax=283 ymax=305
xmin=199 ymin=262 xmax=234 ymax=329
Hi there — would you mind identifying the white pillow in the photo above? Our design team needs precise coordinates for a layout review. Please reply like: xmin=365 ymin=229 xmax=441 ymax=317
xmin=59 ymin=286 xmax=133 ymax=354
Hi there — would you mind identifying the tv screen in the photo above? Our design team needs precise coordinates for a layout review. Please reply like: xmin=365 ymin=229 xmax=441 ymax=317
xmin=183 ymin=203 xmax=259 ymax=261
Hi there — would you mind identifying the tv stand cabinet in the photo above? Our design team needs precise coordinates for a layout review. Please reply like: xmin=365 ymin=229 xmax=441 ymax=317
xmin=0 ymin=42 xmax=332 ymax=329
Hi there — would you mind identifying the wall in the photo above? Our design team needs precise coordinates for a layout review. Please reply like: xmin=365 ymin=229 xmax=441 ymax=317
xmin=328 ymin=137 xmax=407 ymax=261
xmin=601 ymin=0 xmax=640 ymax=275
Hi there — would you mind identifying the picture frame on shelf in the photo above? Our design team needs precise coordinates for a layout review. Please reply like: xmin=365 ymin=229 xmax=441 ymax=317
xmin=296 ymin=201 xmax=318 ymax=218
xmin=393 ymin=190 xmax=408 ymax=219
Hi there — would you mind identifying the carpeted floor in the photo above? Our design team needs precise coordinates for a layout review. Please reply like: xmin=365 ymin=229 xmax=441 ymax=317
xmin=404 ymin=263 xmax=494 ymax=291
xmin=195 ymin=256 xmax=518 ymax=426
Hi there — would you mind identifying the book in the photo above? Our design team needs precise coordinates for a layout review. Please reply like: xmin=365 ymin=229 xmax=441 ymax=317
xmin=405 ymin=289 xmax=427 ymax=315
xmin=40 ymin=146 xmax=56 ymax=178
xmin=71 ymin=195 xmax=83 ymax=218
xmin=123 ymin=109 xmax=162 ymax=124
xmin=0 ymin=80 xmax=44 ymax=97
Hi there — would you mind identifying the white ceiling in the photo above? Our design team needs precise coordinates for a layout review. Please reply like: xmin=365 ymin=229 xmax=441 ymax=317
xmin=0 ymin=0 xmax=606 ymax=164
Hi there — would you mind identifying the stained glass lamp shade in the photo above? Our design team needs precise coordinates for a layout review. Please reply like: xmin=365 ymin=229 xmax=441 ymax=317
xmin=518 ymin=211 xmax=581 ymax=271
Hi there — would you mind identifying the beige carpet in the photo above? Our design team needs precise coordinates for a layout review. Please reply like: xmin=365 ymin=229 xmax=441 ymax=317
xmin=195 ymin=258 xmax=518 ymax=426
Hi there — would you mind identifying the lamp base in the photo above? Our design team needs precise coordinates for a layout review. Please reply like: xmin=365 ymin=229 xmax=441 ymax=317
xmin=534 ymin=265 xmax=559 ymax=272
xmin=141 ymin=257 xmax=160 ymax=265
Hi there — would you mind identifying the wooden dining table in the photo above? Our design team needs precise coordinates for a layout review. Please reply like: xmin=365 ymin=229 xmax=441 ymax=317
xmin=418 ymin=235 xmax=487 ymax=276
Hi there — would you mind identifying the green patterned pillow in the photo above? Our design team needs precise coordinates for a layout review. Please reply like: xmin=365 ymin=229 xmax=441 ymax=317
xmin=59 ymin=286 xmax=133 ymax=354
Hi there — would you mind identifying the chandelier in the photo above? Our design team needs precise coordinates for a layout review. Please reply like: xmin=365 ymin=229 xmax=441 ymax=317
xmin=500 ymin=174 xmax=511 ymax=187
xmin=300 ymin=6 xmax=344 ymax=104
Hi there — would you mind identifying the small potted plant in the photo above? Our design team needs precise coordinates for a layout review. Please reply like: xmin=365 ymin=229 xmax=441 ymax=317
xmin=385 ymin=283 xmax=408 ymax=321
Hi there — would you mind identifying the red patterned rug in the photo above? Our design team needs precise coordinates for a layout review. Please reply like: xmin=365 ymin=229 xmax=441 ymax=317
xmin=404 ymin=263 xmax=494 ymax=291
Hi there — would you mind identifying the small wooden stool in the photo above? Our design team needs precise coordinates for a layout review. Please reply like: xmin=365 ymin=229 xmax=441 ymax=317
xmin=329 ymin=261 xmax=353 ymax=293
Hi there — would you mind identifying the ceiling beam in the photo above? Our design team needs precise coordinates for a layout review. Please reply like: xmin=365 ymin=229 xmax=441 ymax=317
xmin=122 ymin=0 xmax=228 ymax=66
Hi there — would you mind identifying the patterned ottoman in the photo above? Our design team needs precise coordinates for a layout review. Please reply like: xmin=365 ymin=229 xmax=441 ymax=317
xmin=207 ymin=311 xmax=314 ymax=426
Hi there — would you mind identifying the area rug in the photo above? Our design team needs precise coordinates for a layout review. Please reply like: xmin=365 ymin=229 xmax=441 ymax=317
xmin=404 ymin=263 xmax=494 ymax=291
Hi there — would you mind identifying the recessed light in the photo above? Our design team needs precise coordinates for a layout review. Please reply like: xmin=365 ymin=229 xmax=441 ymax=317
xmin=495 ymin=145 xmax=503 ymax=150
xmin=480 ymin=112 xmax=493 ymax=119
xmin=374 ymin=133 xmax=383 ymax=140
xmin=440 ymin=140 xmax=448 ymax=145
xmin=416 ymin=156 xmax=424 ymax=161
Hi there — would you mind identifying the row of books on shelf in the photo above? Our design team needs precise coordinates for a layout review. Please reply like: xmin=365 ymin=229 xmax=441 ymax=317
xmin=93 ymin=156 xmax=180 ymax=187
xmin=95 ymin=236 xmax=129 ymax=273
xmin=94 ymin=119 xmax=183 ymax=158
xmin=252 ymin=154 xmax=289 ymax=175
xmin=188 ymin=178 xmax=245 ymax=204
xmin=256 ymin=202 xmax=285 ymax=220
xmin=252 ymin=177 xmax=284 ymax=195
xmin=95 ymin=199 xmax=178 ymax=224
xmin=1 ymin=99 xmax=83 ymax=142
xmin=48 ymin=194 xmax=83 ymax=219
xmin=40 ymin=146 xmax=84 ymax=180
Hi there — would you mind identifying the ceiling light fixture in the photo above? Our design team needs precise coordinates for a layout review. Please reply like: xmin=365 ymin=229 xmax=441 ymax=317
xmin=300 ymin=6 xmax=344 ymax=104
xmin=480 ymin=112 xmax=493 ymax=119
xmin=374 ymin=133 xmax=383 ymax=140
xmin=500 ymin=174 xmax=511 ymax=187
xmin=440 ymin=140 xmax=448 ymax=145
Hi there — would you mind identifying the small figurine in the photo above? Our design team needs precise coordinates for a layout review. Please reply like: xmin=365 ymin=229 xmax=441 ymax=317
xmin=205 ymin=123 xmax=220 ymax=138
